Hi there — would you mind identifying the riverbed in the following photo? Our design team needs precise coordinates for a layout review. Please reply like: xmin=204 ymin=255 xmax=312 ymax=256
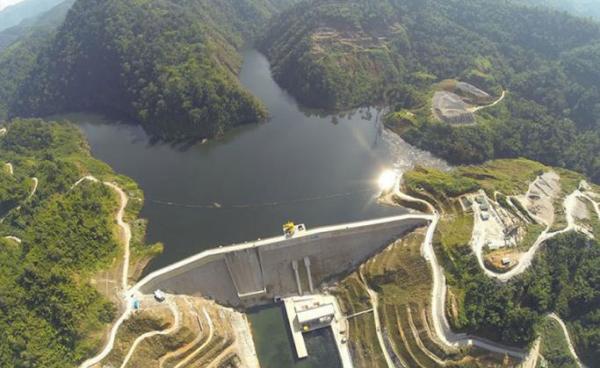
xmin=65 ymin=49 xmax=447 ymax=368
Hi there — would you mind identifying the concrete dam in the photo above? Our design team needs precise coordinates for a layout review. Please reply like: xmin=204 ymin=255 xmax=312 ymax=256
xmin=136 ymin=215 xmax=430 ymax=307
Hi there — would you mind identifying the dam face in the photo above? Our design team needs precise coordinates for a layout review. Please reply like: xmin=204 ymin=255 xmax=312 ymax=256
xmin=138 ymin=216 xmax=428 ymax=307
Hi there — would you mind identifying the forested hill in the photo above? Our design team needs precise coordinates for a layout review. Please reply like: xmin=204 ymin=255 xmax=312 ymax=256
xmin=0 ymin=119 xmax=162 ymax=367
xmin=5 ymin=0 xmax=293 ymax=140
xmin=262 ymin=0 xmax=600 ymax=182
xmin=262 ymin=0 xmax=600 ymax=109
xmin=0 ymin=0 xmax=74 ymax=123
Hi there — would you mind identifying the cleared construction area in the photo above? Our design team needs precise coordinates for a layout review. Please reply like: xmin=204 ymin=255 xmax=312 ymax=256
xmin=515 ymin=172 xmax=561 ymax=226
xmin=432 ymin=80 xmax=501 ymax=125
xmin=432 ymin=91 xmax=476 ymax=125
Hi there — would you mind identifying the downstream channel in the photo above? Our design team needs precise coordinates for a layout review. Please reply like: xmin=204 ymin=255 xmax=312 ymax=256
xmin=65 ymin=49 xmax=447 ymax=367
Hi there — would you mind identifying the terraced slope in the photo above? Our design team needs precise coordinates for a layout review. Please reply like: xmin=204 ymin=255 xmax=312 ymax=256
xmin=334 ymin=229 xmax=515 ymax=367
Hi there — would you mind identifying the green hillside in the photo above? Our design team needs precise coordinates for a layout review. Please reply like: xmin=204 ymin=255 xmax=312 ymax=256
xmin=262 ymin=0 xmax=600 ymax=182
xmin=0 ymin=119 xmax=160 ymax=367
xmin=4 ymin=0 xmax=296 ymax=140
xmin=260 ymin=1 xmax=409 ymax=109
xmin=0 ymin=0 xmax=74 ymax=123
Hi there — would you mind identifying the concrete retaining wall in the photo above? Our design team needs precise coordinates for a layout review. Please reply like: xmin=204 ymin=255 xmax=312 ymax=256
xmin=138 ymin=216 xmax=428 ymax=308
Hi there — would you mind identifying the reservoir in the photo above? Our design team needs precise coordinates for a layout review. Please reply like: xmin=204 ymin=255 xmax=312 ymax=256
xmin=71 ymin=49 xmax=446 ymax=271
xmin=67 ymin=49 xmax=446 ymax=367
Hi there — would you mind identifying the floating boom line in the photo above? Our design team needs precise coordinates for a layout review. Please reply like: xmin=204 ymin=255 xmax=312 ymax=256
xmin=147 ymin=188 xmax=374 ymax=210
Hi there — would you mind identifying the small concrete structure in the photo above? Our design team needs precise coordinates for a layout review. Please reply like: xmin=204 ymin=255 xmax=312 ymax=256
xmin=297 ymin=303 xmax=335 ymax=331
xmin=283 ymin=295 xmax=353 ymax=367
xmin=154 ymin=290 xmax=166 ymax=302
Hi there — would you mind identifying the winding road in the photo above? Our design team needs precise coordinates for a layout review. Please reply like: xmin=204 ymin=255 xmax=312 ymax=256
xmin=0 ymin=129 xmax=37 ymax=237
xmin=157 ymin=299 xmax=204 ymax=368
xmin=78 ymin=200 xmax=432 ymax=368
xmin=548 ymin=313 xmax=586 ymax=368
xmin=359 ymin=266 xmax=396 ymax=368
xmin=75 ymin=174 xmax=598 ymax=367
xmin=0 ymin=126 xmax=138 ymax=368
xmin=104 ymin=182 xmax=132 ymax=291
xmin=69 ymin=176 xmax=130 ymax=291
xmin=78 ymin=176 xmax=135 ymax=368
xmin=393 ymin=187 xmax=528 ymax=360
xmin=469 ymin=90 xmax=507 ymax=112
xmin=581 ymin=191 xmax=600 ymax=227
xmin=477 ymin=191 xmax=580 ymax=282
xmin=28 ymin=178 xmax=38 ymax=199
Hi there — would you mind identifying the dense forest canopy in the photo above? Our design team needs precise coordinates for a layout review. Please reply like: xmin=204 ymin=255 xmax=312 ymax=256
xmin=261 ymin=0 xmax=600 ymax=183
xmin=445 ymin=230 xmax=600 ymax=362
xmin=0 ymin=0 xmax=74 ymax=124
xmin=1 ymin=0 xmax=298 ymax=140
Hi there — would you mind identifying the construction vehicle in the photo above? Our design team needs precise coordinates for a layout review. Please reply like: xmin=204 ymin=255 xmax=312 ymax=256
xmin=283 ymin=222 xmax=296 ymax=236
xmin=283 ymin=222 xmax=308 ymax=237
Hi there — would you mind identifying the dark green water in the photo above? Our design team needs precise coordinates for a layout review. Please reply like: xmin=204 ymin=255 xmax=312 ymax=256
xmin=248 ymin=305 xmax=342 ymax=368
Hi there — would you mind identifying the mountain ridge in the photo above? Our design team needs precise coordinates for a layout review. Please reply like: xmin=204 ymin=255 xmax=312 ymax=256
xmin=4 ymin=0 xmax=298 ymax=140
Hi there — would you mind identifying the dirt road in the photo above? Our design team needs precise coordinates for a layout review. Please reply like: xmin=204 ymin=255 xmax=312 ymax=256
xmin=548 ymin=314 xmax=586 ymax=368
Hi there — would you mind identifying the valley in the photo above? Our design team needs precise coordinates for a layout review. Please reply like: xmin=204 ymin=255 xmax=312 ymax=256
xmin=2 ymin=0 xmax=600 ymax=367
